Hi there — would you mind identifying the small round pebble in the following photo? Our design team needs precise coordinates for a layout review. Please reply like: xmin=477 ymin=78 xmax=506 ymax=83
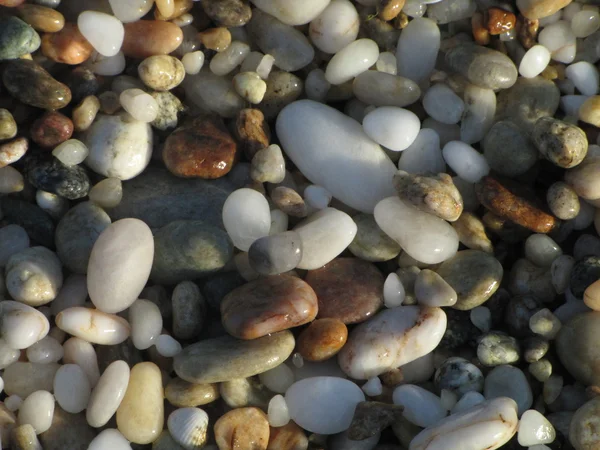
xmin=138 ymin=55 xmax=185 ymax=91
xmin=477 ymin=332 xmax=521 ymax=366
xmin=434 ymin=357 xmax=484 ymax=396
xmin=297 ymin=318 xmax=348 ymax=361
xmin=547 ymin=181 xmax=580 ymax=220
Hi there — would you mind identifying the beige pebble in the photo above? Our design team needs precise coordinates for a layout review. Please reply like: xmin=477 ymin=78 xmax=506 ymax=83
xmin=18 ymin=391 xmax=54 ymax=435
xmin=89 ymin=177 xmax=123 ymax=209
xmin=0 ymin=166 xmax=24 ymax=193
xmin=584 ymin=279 xmax=600 ymax=311
xmin=571 ymin=396 xmax=600 ymax=449
xmin=214 ymin=407 xmax=270 ymax=450
xmin=138 ymin=55 xmax=185 ymax=91
xmin=198 ymin=27 xmax=231 ymax=52
xmin=267 ymin=421 xmax=309 ymax=450
xmin=546 ymin=181 xmax=580 ymax=220
xmin=233 ymin=72 xmax=268 ymax=104
xmin=165 ymin=378 xmax=220 ymax=408
xmin=0 ymin=136 xmax=27 ymax=168
xmin=579 ymin=95 xmax=600 ymax=127
xmin=72 ymin=95 xmax=100 ymax=132
xmin=451 ymin=212 xmax=494 ymax=253
xmin=11 ymin=423 xmax=42 ymax=450
xmin=415 ymin=269 xmax=458 ymax=307
xmin=0 ymin=108 xmax=17 ymax=140
xmin=87 ymin=360 xmax=130 ymax=428
xmin=564 ymin=159 xmax=600 ymax=200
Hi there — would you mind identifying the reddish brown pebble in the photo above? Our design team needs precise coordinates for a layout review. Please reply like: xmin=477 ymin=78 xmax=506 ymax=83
xmin=162 ymin=115 xmax=237 ymax=179
xmin=154 ymin=0 xmax=193 ymax=20
xmin=487 ymin=8 xmax=516 ymax=35
xmin=377 ymin=0 xmax=406 ymax=21
xmin=30 ymin=111 xmax=73 ymax=149
xmin=305 ymin=257 xmax=384 ymax=324
xmin=472 ymin=12 xmax=490 ymax=45
xmin=297 ymin=318 xmax=348 ymax=361
xmin=41 ymin=24 xmax=94 ymax=65
xmin=122 ymin=21 xmax=184 ymax=59
xmin=221 ymin=274 xmax=318 ymax=340
xmin=271 ymin=187 xmax=307 ymax=218
xmin=233 ymin=108 xmax=271 ymax=159
xmin=198 ymin=27 xmax=232 ymax=52
xmin=267 ymin=422 xmax=309 ymax=450
xmin=17 ymin=4 xmax=65 ymax=33
xmin=214 ymin=407 xmax=270 ymax=450
xmin=476 ymin=176 xmax=557 ymax=233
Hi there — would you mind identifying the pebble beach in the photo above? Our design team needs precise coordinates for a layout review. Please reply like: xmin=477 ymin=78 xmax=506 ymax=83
xmin=0 ymin=0 xmax=600 ymax=449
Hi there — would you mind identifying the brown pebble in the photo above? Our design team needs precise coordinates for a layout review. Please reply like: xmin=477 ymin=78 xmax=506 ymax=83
xmin=41 ymin=23 xmax=94 ymax=65
xmin=472 ymin=12 xmax=491 ymax=45
xmin=486 ymin=8 xmax=516 ymax=35
xmin=392 ymin=11 xmax=409 ymax=29
xmin=30 ymin=111 xmax=73 ymax=149
xmin=305 ymin=257 xmax=384 ymax=324
xmin=17 ymin=4 xmax=64 ymax=33
xmin=200 ymin=0 xmax=253 ymax=27
xmin=154 ymin=0 xmax=193 ymax=20
xmin=214 ymin=407 xmax=270 ymax=450
xmin=122 ymin=20 xmax=183 ymax=59
xmin=0 ymin=0 xmax=25 ymax=6
xmin=165 ymin=377 xmax=220 ymax=407
xmin=377 ymin=0 xmax=406 ymax=21
xmin=0 ymin=137 xmax=28 ymax=168
xmin=476 ymin=176 xmax=557 ymax=233
xmin=72 ymin=95 xmax=100 ymax=132
xmin=271 ymin=186 xmax=307 ymax=218
xmin=233 ymin=108 xmax=270 ymax=160
xmin=297 ymin=318 xmax=348 ymax=361
xmin=517 ymin=16 xmax=539 ymax=49
xmin=162 ymin=115 xmax=237 ymax=179
xmin=198 ymin=27 xmax=232 ymax=52
xmin=452 ymin=212 xmax=494 ymax=253
xmin=267 ymin=422 xmax=309 ymax=450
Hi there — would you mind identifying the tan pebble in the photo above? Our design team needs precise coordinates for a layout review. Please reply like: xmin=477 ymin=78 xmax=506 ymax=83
xmin=267 ymin=421 xmax=309 ymax=450
xmin=0 ymin=166 xmax=24 ymax=194
xmin=122 ymin=20 xmax=183 ymax=59
xmin=377 ymin=0 xmax=406 ymax=21
xmin=155 ymin=0 xmax=175 ymax=19
xmin=579 ymin=95 xmax=600 ymax=127
xmin=233 ymin=72 xmax=267 ymax=104
xmin=214 ymin=407 xmax=270 ymax=450
xmin=198 ymin=27 xmax=231 ymax=52
xmin=472 ymin=12 xmax=491 ymax=45
xmin=165 ymin=378 xmax=220 ymax=407
xmin=297 ymin=318 xmax=348 ymax=362
xmin=546 ymin=181 xmax=580 ymax=220
xmin=3 ymin=363 xmax=59 ymax=398
xmin=564 ymin=160 xmax=600 ymax=200
xmin=17 ymin=4 xmax=64 ymax=33
xmin=116 ymin=362 xmax=164 ymax=444
xmin=98 ymin=91 xmax=121 ymax=115
xmin=271 ymin=186 xmax=307 ymax=218
xmin=517 ymin=17 xmax=539 ymax=49
xmin=517 ymin=0 xmax=572 ymax=20
xmin=72 ymin=95 xmax=100 ymax=132
xmin=452 ymin=212 xmax=494 ymax=253
xmin=138 ymin=55 xmax=185 ymax=91
xmin=41 ymin=24 xmax=93 ymax=65
xmin=0 ymin=108 xmax=17 ymax=140
xmin=0 ymin=137 xmax=28 ymax=168
xmin=584 ymin=279 xmax=600 ymax=311
xmin=234 ymin=108 xmax=271 ymax=159
xmin=154 ymin=0 xmax=193 ymax=20
xmin=11 ymin=423 xmax=41 ymax=450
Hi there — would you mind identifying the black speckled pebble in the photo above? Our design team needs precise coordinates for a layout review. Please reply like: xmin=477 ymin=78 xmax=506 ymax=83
xmin=570 ymin=256 xmax=600 ymax=298
xmin=24 ymin=154 xmax=90 ymax=200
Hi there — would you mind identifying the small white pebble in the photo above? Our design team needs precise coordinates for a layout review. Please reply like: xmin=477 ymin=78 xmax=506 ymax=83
xmin=518 ymin=409 xmax=556 ymax=446
xmin=442 ymin=141 xmax=490 ymax=183
xmin=256 ymin=54 xmax=275 ymax=80
xmin=119 ymin=88 xmax=158 ymax=123
xmin=383 ymin=273 xmax=405 ymax=308
xmin=529 ymin=308 xmax=562 ymax=340
xmin=233 ymin=72 xmax=267 ymax=104
xmin=440 ymin=389 xmax=458 ymax=411
xmin=35 ymin=190 xmax=68 ymax=218
xmin=182 ymin=51 xmax=205 ymax=75
xmin=156 ymin=334 xmax=182 ymax=357
xmin=89 ymin=177 xmax=123 ymax=209
xmin=5 ymin=395 xmax=22 ymax=412
xmin=362 ymin=377 xmax=383 ymax=397
xmin=470 ymin=306 xmax=491 ymax=332
xmin=304 ymin=185 xmax=332 ymax=210
xmin=52 ymin=139 xmax=89 ymax=166
xmin=268 ymin=394 xmax=290 ymax=427
xmin=519 ymin=45 xmax=551 ymax=78
xmin=376 ymin=51 xmax=397 ymax=75
xmin=565 ymin=61 xmax=600 ymax=96
xmin=292 ymin=352 xmax=304 ymax=368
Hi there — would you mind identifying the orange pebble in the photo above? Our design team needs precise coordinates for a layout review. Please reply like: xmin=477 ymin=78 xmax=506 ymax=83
xmin=487 ymin=7 xmax=517 ymax=35
xmin=122 ymin=20 xmax=183 ymax=59
xmin=585 ymin=279 xmax=600 ymax=311
xmin=297 ymin=318 xmax=348 ymax=361
xmin=41 ymin=23 xmax=94 ymax=65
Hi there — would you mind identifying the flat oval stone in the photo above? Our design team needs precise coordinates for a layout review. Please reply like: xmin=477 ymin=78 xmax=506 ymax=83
xmin=338 ymin=306 xmax=447 ymax=379
xmin=436 ymin=250 xmax=503 ymax=310
xmin=174 ymin=331 xmax=295 ymax=383
xmin=53 ymin=364 xmax=91 ymax=414
xmin=16 ymin=4 xmax=65 ymax=33
xmin=56 ymin=307 xmax=131 ymax=345
xmin=116 ymin=362 xmax=164 ymax=445
xmin=0 ymin=16 xmax=40 ymax=60
xmin=2 ymin=60 xmax=71 ymax=110
xmin=223 ymin=188 xmax=271 ymax=252
xmin=24 ymin=155 xmax=89 ymax=200
xmin=87 ymin=218 xmax=154 ymax=313
xmin=221 ymin=275 xmax=317 ymax=339
xmin=297 ymin=318 xmax=348 ymax=361
xmin=165 ymin=378 xmax=219 ymax=408
xmin=122 ymin=20 xmax=183 ymax=60
xmin=352 ymin=71 xmax=421 ymax=108
xmin=86 ymin=360 xmax=130 ymax=428
xmin=247 ymin=231 xmax=303 ymax=275
xmin=276 ymin=100 xmax=396 ymax=214
xmin=305 ymin=257 xmax=384 ymax=324
xmin=556 ymin=311 xmax=600 ymax=385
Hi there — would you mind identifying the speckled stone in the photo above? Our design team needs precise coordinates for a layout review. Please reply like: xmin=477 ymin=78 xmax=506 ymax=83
xmin=477 ymin=332 xmax=521 ymax=366
xmin=172 ymin=281 xmax=207 ymax=340
xmin=151 ymin=220 xmax=233 ymax=285
xmin=348 ymin=213 xmax=402 ymax=262
xmin=348 ymin=401 xmax=404 ymax=441
xmin=570 ymin=256 xmax=600 ymax=298
xmin=2 ymin=59 xmax=71 ymax=110
xmin=297 ymin=318 xmax=348 ymax=362
xmin=0 ymin=16 xmax=40 ymax=60
xmin=233 ymin=108 xmax=271 ymax=159
xmin=260 ymin=71 xmax=304 ymax=121
xmin=39 ymin=406 xmax=95 ymax=450
xmin=504 ymin=294 xmax=543 ymax=338
xmin=305 ymin=258 xmax=384 ymax=324
xmin=547 ymin=181 xmax=580 ymax=220
xmin=30 ymin=111 xmax=73 ymax=148
xmin=200 ymin=0 xmax=252 ymax=27
xmin=150 ymin=91 xmax=185 ymax=131
xmin=24 ymin=154 xmax=89 ymax=200
xmin=165 ymin=378 xmax=220 ymax=408
xmin=434 ymin=356 xmax=484 ymax=396
xmin=570 ymin=396 xmax=600 ymax=450
xmin=138 ymin=55 xmax=185 ymax=91
xmin=557 ymin=312 xmax=600 ymax=386
xmin=0 ymin=197 xmax=55 ymax=248
xmin=483 ymin=120 xmax=539 ymax=177
xmin=0 ymin=109 xmax=17 ymax=141
xmin=532 ymin=117 xmax=588 ymax=169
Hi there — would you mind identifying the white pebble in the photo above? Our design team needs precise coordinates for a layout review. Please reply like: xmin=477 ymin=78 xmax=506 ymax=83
xmin=396 ymin=17 xmax=440 ymax=83
xmin=270 ymin=209 xmax=288 ymax=234
xmin=86 ymin=360 xmax=130 ymax=428
xmin=304 ymin=185 xmax=332 ymax=210
xmin=0 ymin=224 xmax=29 ymax=267
xmin=519 ymin=45 xmax=551 ymax=78
xmin=361 ymin=377 xmax=383 ymax=397
xmin=26 ymin=336 xmax=64 ymax=364
xmin=18 ymin=390 xmax=54 ymax=434
xmin=571 ymin=10 xmax=600 ymax=37
xmin=484 ymin=365 xmax=533 ymax=415
xmin=223 ymin=188 xmax=271 ymax=251
xmin=423 ymin=83 xmax=464 ymax=125
xmin=565 ymin=61 xmax=600 ymax=96
xmin=305 ymin=69 xmax=331 ymax=102
xmin=268 ymin=394 xmax=290 ymax=427
xmin=309 ymin=0 xmax=360 ymax=54
xmin=156 ymin=334 xmax=182 ymax=358
xmin=538 ymin=21 xmax=576 ymax=64
xmin=54 ymin=364 xmax=91 ymax=413
xmin=325 ymin=39 xmax=379 ymax=85
xmin=129 ymin=299 xmax=162 ymax=350
xmin=518 ymin=410 xmax=556 ymax=446
xmin=182 ymin=51 xmax=205 ymax=75
xmin=57 ymin=307 xmax=130 ymax=346
xmin=88 ymin=51 xmax=126 ymax=76
xmin=77 ymin=11 xmax=124 ymax=57
xmin=0 ymin=301 xmax=49 ymax=350
xmin=63 ymin=337 xmax=100 ymax=387
xmin=89 ymin=177 xmax=123 ymax=209
xmin=442 ymin=140 xmax=490 ymax=183
xmin=233 ymin=71 xmax=267 ymax=104
xmin=393 ymin=384 xmax=447 ymax=427
xmin=383 ymin=273 xmax=405 ymax=308
xmin=35 ymin=190 xmax=68 ymax=219
xmin=398 ymin=128 xmax=446 ymax=174
xmin=258 ymin=363 xmax=295 ymax=394
xmin=0 ymin=166 xmax=24 ymax=193
xmin=52 ymin=139 xmax=89 ymax=166
xmin=119 ymin=89 xmax=158 ymax=123
xmin=108 ymin=0 xmax=152 ymax=23
xmin=440 ymin=389 xmax=458 ymax=411
xmin=363 ymin=106 xmax=420 ymax=151
xmin=5 ymin=395 xmax=22 ymax=412
xmin=470 ymin=306 xmax=491 ymax=332
xmin=88 ymin=429 xmax=132 ymax=450
xmin=210 ymin=41 xmax=250 ymax=76
xmin=0 ymin=339 xmax=20 ymax=370
xmin=376 ymin=51 xmax=397 ymax=75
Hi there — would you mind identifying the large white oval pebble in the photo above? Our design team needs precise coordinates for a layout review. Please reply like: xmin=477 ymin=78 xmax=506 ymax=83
xmin=0 ymin=301 xmax=49 ymax=350
xmin=222 ymin=188 xmax=271 ymax=251
xmin=57 ymin=307 xmax=131 ymax=345
xmin=87 ymin=360 xmax=131 ymax=428
xmin=325 ymin=39 xmax=379 ymax=85
xmin=338 ymin=306 xmax=447 ymax=379
xmin=309 ymin=0 xmax=359 ymax=54
xmin=442 ymin=141 xmax=490 ymax=183
xmin=88 ymin=429 xmax=132 ymax=450
xmin=87 ymin=218 xmax=154 ymax=313
xmin=410 ymin=398 xmax=518 ymax=450
xmin=129 ymin=299 xmax=162 ymax=350
xmin=363 ymin=106 xmax=420 ymax=151
xmin=63 ymin=337 xmax=100 ymax=387
xmin=252 ymin=0 xmax=331 ymax=25
xmin=393 ymin=384 xmax=447 ymax=427
xmin=293 ymin=208 xmax=357 ymax=270
xmin=396 ymin=17 xmax=440 ymax=83
xmin=374 ymin=197 xmax=459 ymax=264
xmin=285 ymin=376 xmax=365 ymax=434
xmin=77 ymin=11 xmax=124 ymax=57
xmin=277 ymin=100 xmax=396 ymax=213
xmin=54 ymin=364 xmax=91 ymax=414
xmin=18 ymin=390 xmax=55 ymax=434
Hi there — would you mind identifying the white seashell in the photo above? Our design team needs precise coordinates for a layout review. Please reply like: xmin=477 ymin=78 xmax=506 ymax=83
xmin=26 ymin=336 xmax=64 ymax=364
xmin=88 ymin=429 xmax=132 ymax=450
xmin=53 ymin=364 xmax=91 ymax=414
xmin=87 ymin=360 xmax=131 ymax=428
xmin=63 ymin=337 xmax=100 ymax=387
xmin=167 ymin=407 xmax=209 ymax=450
xmin=18 ymin=390 xmax=55 ymax=434
xmin=56 ymin=307 xmax=130 ymax=345
xmin=0 ymin=301 xmax=50 ymax=350
xmin=129 ymin=299 xmax=162 ymax=350
xmin=156 ymin=334 xmax=183 ymax=358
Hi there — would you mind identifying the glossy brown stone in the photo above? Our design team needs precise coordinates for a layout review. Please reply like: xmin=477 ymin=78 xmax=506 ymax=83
xmin=486 ymin=8 xmax=516 ymax=35
xmin=377 ymin=0 xmax=406 ymax=21
xmin=297 ymin=318 xmax=348 ymax=362
xmin=154 ymin=0 xmax=193 ymax=20
xmin=30 ymin=111 xmax=73 ymax=148
xmin=17 ymin=4 xmax=65 ymax=33
xmin=475 ymin=176 xmax=557 ymax=233
xmin=165 ymin=377 xmax=220 ymax=407
xmin=233 ymin=108 xmax=270 ymax=159
xmin=267 ymin=422 xmax=309 ymax=450
xmin=221 ymin=274 xmax=318 ymax=340
xmin=305 ymin=258 xmax=384 ymax=324
xmin=41 ymin=24 xmax=93 ymax=65
xmin=122 ymin=21 xmax=183 ymax=59
xmin=162 ymin=115 xmax=237 ymax=179
xmin=215 ymin=407 xmax=269 ymax=450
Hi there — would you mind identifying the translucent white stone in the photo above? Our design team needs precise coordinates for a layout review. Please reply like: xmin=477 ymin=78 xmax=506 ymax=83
xmin=484 ymin=365 xmax=533 ymax=415
xmin=393 ymin=384 xmax=447 ymax=427
xmin=233 ymin=71 xmax=267 ymax=104
xmin=209 ymin=41 xmax=250 ymax=76
xmin=285 ymin=377 xmax=365 ymax=434
xmin=57 ymin=307 xmax=131 ymax=345
xmin=88 ymin=51 xmax=126 ymax=76
xmin=276 ymin=100 xmax=397 ymax=213
xmin=376 ymin=51 xmax=397 ymax=75
xmin=0 ymin=339 xmax=20 ymax=370
xmin=375 ymin=197 xmax=459 ymax=264
xmin=182 ymin=51 xmax=205 ymax=75
xmin=268 ymin=394 xmax=290 ymax=427
xmin=305 ymin=69 xmax=331 ymax=102
xmin=26 ymin=336 xmax=63 ymax=364
xmin=519 ymin=45 xmax=551 ymax=78
xmin=325 ymin=39 xmax=379 ymax=85
xmin=54 ymin=364 xmax=91 ymax=414
xmin=88 ymin=429 xmax=132 ymax=450
xmin=398 ymin=128 xmax=446 ymax=174
xmin=361 ymin=377 xmax=383 ymax=397
xmin=108 ymin=0 xmax=152 ymax=23
xmin=252 ymin=0 xmax=331 ymax=25
xmin=470 ymin=306 xmax=491 ymax=332
xmin=396 ymin=17 xmax=440 ymax=83
xmin=119 ymin=89 xmax=158 ymax=123
xmin=403 ymin=0 xmax=428 ymax=17
xmin=292 ymin=353 xmax=304 ymax=368
xmin=77 ymin=11 xmax=124 ymax=57
xmin=565 ymin=61 xmax=600 ymax=96
xmin=87 ymin=219 xmax=154 ymax=313
xmin=156 ymin=334 xmax=182 ymax=358
xmin=62 ymin=337 xmax=100 ymax=387
xmin=270 ymin=209 xmax=289 ymax=235
xmin=451 ymin=391 xmax=486 ymax=414
xmin=18 ymin=390 xmax=54 ymax=434
xmin=560 ymin=94 xmax=588 ymax=116
xmin=460 ymin=84 xmax=496 ymax=144
xmin=52 ymin=139 xmax=89 ymax=166
xmin=563 ymin=1 xmax=582 ymax=20
xmin=572 ymin=10 xmax=600 ymax=38
xmin=338 ymin=306 xmax=447 ymax=379
xmin=415 ymin=269 xmax=457 ymax=307
xmin=383 ymin=273 xmax=405 ymax=308
xmin=0 ymin=301 xmax=49 ymax=350
xmin=0 ymin=166 xmax=24 ymax=193
xmin=411 ymin=398 xmax=518 ymax=450
xmin=258 ymin=363 xmax=295 ymax=394
xmin=442 ymin=141 xmax=490 ymax=183
xmin=129 ymin=299 xmax=162 ymax=350
xmin=35 ymin=190 xmax=68 ymax=219
xmin=293 ymin=208 xmax=357 ymax=270
xmin=362 ymin=106 xmax=421 ymax=151
xmin=0 ymin=225 xmax=29 ymax=267
xmin=5 ymin=395 xmax=22 ymax=412
xmin=89 ymin=177 xmax=123 ymax=209
xmin=518 ymin=410 xmax=556 ymax=446
xmin=538 ymin=21 xmax=577 ymax=64
xmin=309 ymin=0 xmax=360 ymax=54
xmin=304 ymin=185 xmax=332 ymax=210
xmin=222 ymin=188 xmax=271 ymax=251
xmin=87 ymin=360 xmax=130 ymax=428
xmin=423 ymin=83 xmax=464 ymax=125
xmin=440 ymin=389 xmax=458 ymax=411
xmin=525 ymin=234 xmax=562 ymax=267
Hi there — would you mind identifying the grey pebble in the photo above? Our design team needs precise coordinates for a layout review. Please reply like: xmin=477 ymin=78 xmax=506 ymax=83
xmin=141 ymin=284 xmax=172 ymax=321
xmin=434 ymin=356 xmax=484 ymax=396
xmin=547 ymin=181 xmax=580 ymax=220
xmin=532 ymin=116 xmax=588 ymax=169
xmin=504 ymin=294 xmax=543 ymax=338
xmin=201 ymin=271 xmax=246 ymax=311
xmin=573 ymin=233 xmax=600 ymax=260
xmin=152 ymin=431 xmax=185 ymax=450
xmin=439 ymin=308 xmax=480 ymax=349
xmin=477 ymin=332 xmax=521 ymax=366
xmin=483 ymin=120 xmax=538 ymax=177
xmin=508 ymin=258 xmax=555 ymax=302
xmin=172 ymin=281 xmax=207 ymax=341
xmin=427 ymin=0 xmax=476 ymax=24
xmin=484 ymin=365 xmax=532 ymax=415
xmin=248 ymin=231 xmax=303 ymax=275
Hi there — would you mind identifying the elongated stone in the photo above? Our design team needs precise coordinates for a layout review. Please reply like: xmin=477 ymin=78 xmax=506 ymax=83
xmin=276 ymin=100 xmax=396 ymax=213
xmin=353 ymin=71 xmax=421 ymax=108
xmin=396 ymin=17 xmax=440 ymax=84
xmin=87 ymin=360 xmax=130 ymax=428
xmin=56 ymin=307 xmax=131 ymax=345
